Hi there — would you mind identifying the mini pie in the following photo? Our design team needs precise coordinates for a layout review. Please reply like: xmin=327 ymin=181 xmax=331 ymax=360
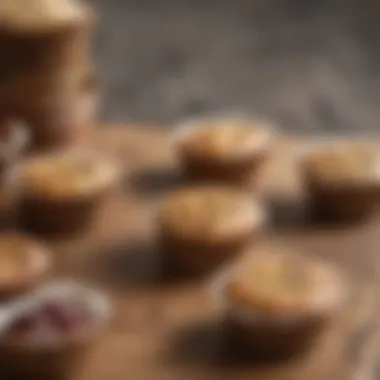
xmin=213 ymin=247 xmax=346 ymax=358
xmin=175 ymin=117 xmax=274 ymax=186
xmin=0 ymin=233 xmax=51 ymax=299
xmin=0 ymin=281 xmax=110 ymax=379
xmin=158 ymin=186 xmax=265 ymax=275
xmin=302 ymin=141 xmax=380 ymax=223
xmin=19 ymin=149 xmax=119 ymax=235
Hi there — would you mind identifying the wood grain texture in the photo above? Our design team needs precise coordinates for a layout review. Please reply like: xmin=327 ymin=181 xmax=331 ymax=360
xmin=44 ymin=126 xmax=380 ymax=380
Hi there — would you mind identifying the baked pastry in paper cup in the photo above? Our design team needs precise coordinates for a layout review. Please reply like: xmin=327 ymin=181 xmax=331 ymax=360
xmin=173 ymin=115 xmax=276 ymax=187
xmin=302 ymin=141 xmax=380 ymax=223
xmin=0 ymin=279 xmax=111 ymax=379
xmin=19 ymin=149 xmax=120 ymax=236
xmin=209 ymin=247 xmax=347 ymax=359
xmin=157 ymin=186 xmax=266 ymax=275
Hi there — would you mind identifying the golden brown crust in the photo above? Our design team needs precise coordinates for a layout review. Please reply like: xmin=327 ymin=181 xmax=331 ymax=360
xmin=177 ymin=119 xmax=273 ymax=163
xmin=226 ymin=248 xmax=346 ymax=317
xmin=0 ymin=233 xmax=50 ymax=296
xmin=0 ymin=0 xmax=91 ymax=33
xmin=303 ymin=142 xmax=380 ymax=188
xmin=20 ymin=150 xmax=119 ymax=201
xmin=159 ymin=186 xmax=264 ymax=244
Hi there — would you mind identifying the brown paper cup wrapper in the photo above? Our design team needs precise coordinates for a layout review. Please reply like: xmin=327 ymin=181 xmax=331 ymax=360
xmin=21 ymin=191 xmax=106 ymax=237
xmin=180 ymin=154 xmax=268 ymax=187
xmin=159 ymin=231 xmax=257 ymax=277
xmin=0 ymin=339 xmax=92 ymax=380
xmin=303 ymin=173 xmax=380 ymax=224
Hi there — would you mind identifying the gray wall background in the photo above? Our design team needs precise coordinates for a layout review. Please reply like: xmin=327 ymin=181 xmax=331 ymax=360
xmin=93 ymin=0 xmax=380 ymax=132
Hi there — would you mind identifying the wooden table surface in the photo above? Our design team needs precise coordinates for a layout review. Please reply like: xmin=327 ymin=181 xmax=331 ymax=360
xmin=47 ymin=126 xmax=380 ymax=380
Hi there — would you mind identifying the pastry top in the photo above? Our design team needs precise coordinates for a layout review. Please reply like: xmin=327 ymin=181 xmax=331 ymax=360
xmin=20 ymin=150 xmax=119 ymax=200
xmin=159 ymin=186 xmax=264 ymax=243
xmin=0 ymin=0 xmax=90 ymax=32
xmin=303 ymin=142 xmax=380 ymax=187
xmin=0 ymin=233 xmax=50 ymax=295
xmin=225 ymin=248 xmax=346 ymax=317
xmin=177 ymin=119 xmax=273 ymax=163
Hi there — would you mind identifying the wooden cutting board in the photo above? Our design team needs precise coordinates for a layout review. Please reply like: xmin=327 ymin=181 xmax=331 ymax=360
xmin=43 ymin=126 xmax=380 ymax=380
